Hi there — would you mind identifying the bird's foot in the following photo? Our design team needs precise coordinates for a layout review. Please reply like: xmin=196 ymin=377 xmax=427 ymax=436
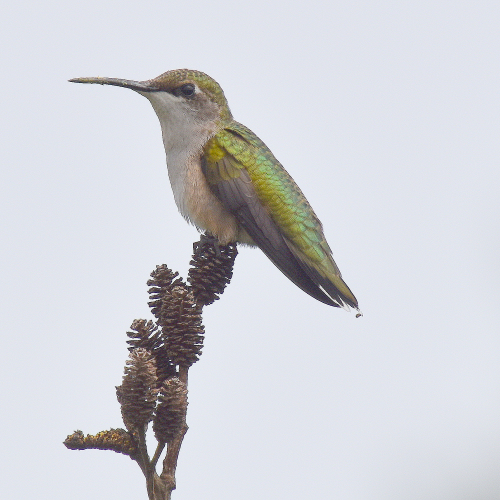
xmin=193 ymin=232 xmax=222 ymax=257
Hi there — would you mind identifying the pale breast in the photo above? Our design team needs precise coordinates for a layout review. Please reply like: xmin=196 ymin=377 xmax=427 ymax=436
xmin=167 ymin=151 xmax=252 ymax=245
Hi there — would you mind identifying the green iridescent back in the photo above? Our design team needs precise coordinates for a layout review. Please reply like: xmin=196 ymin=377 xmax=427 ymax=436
xmin=204 ymin=122 xmax=340 ymax=274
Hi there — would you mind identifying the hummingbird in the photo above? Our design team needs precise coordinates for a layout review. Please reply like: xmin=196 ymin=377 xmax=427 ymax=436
xmin=70 ymin=69 xmax=360 ymax=313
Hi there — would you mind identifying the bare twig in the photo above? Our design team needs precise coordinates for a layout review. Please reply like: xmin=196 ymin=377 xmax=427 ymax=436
xmin=159 ymin=425 xmax=189 ymax=500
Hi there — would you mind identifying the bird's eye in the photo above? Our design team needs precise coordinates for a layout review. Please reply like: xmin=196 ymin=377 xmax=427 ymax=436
xmin=178 ymin=83 xmax=196 ymax=97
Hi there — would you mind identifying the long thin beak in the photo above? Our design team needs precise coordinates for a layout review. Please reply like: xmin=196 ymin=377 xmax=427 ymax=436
xmin=69 ymin=77 xmax=159 ymax=92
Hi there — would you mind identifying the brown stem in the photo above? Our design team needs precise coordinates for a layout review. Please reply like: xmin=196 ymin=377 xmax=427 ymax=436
xmin=156 ymin=365 xmax=189 ymax=499
xmin=178 ymin=365 xmax=188 ymax=385
xmin=151 ymin=473 xmax=167 ymax=500
xmin=159 ymin=424 xmax=189 ymax=499
xmin=136 ymin=426 xmax=156 ymax=499
xmin=151 ymin=442 xmax=166 ymax=470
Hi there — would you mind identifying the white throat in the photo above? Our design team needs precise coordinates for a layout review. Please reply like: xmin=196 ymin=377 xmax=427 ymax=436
xmin=141 ymin=91 xmax=220 ymax=219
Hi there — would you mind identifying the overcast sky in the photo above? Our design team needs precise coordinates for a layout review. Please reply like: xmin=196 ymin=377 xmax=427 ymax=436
xmin=1 ymin=1 xmax=499 ymax=499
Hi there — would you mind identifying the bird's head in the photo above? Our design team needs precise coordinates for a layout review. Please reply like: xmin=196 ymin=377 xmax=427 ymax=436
xmin=70 ymin=69 xmax=233 ymax=136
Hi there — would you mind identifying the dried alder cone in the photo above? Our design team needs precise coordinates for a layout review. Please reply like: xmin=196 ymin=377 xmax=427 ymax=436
xmin=153 ymin=377 xmax=188 ymax=444
xmin=159 ymin=284 xmax=204 ymax=367
xmin=188 ymin=234 xmax=238 ymax=306
xmin=147 ymin=266 xmax=185 ymax=321
xmin=116 ymin=348 xmax=159 ymax=431
xmin=147 ymin=266 xmax=205 ymax=368
xmin=126 ymin=319 xmax=176 ymax=385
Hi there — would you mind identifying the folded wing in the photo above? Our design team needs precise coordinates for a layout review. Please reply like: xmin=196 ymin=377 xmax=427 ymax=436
xmin=201 ymin=123 xmax=358 ymax=309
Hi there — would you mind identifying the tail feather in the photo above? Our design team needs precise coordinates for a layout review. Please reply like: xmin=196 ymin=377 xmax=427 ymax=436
xmin=284 ymin=240 xmax=359 ymax=310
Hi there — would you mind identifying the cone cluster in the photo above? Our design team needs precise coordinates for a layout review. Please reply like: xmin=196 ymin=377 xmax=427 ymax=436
xmin=65 ymin=233 xmax=239 ymax=484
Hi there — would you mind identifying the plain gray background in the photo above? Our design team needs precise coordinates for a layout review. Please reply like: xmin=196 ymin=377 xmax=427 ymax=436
xmin=1 ymin=1 xmax=499 ymax=499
